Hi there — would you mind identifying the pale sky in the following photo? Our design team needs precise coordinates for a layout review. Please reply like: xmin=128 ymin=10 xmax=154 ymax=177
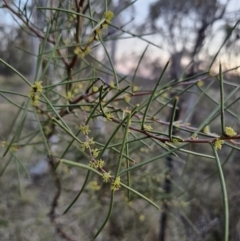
xmin=1 ymin=0 xmax=240 ymax=76
xmin=115 ymin=0 xmax=240 ymax=76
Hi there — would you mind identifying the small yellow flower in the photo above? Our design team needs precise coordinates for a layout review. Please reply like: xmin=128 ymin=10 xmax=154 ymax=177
xmin=68 ymin=13 xmax=77 ymax=22
xmin=140 ymin=147 xmax=148 ymax=153
xmin=66 ymin=91 xmax=74 ymax=101
xmin=96 ymin=159 xmax=105 ymax=168
xmin=74 ymin=46 xmax=85 ymax=58
xmin=109 ymin=81 xmax=115 ymax=88
xmin=73 ymin=88 xmax=79 ymax=94
xmin=10 ymin=146 xmax=18 ymax=152
xmin=89 ymin=160 xmax=98 ymax=168
xmin=29 ymin=81 xmax=43 ymax=103
xmin=172 ymin=136 xmax=183 ymax=142
xmin=92 ymin=148 xmax=100 ymax=158
xmin=31 ymin=81 xmax=43 ymax=93
xmin=88 ymin=138 xmax=95 ymax=145
xmin=74 ymin=46 xmax=81 ymax=55
xmin=79 ymin=125 xmax=90 ymax=135
xmin=73 ymin=83 xmax=83 ymax=94
xmin=82 ymin=106 xmax=91 ymax=112
xmin=172 ymin=138 xmax=180 ymax=143
xmin=124 ymin=108 xmax=131 ymax=114
xmin=102 ymin=171 xmax=111 ymax=182
xmin=133 ymin=85 xmax=139 ymax=92
xmin=95 ymin=27 xmax=103 ymax=36
xmin=102 ymin=23 xmax=109 ymax=29
xmin=111 ymin=176 xmax=121 ymax=191
xmin=197 ymin=80 xmax=204 ymax=87
xmin=87 ymin=36 xmax=94 ymax=44
xmin=214 ymin=139 xmax=224 ymax=150
xmin=84 ymin=46 xmax=91 ymax=55
xmin=89 ymin=159 xmax=104 ymax=169
xmin=124 ymin=95 xmax=131 ymax=103
xmin=92 ymin=86 xmax=99 ymax=92
xmin=31 ymin=94 xmax=40 ymax=106
xmin=192 ymin=133 xmax=198 ymax=139
xmin=105 ymin=112 xmax=114 ymax=121
xmin=81 ymin=138 xmax=95 ymax=151
xmin=77 ymin=83 xmax=83 ymax=89
xmin=81 ymin=141 xmax=90 ymax=151
xmin=88 ymin=181 xmax=101 ymax=191
xmin=203 ymin=125 xmax=210 ymax=134
xmin=2 ymin=141 xmax=8 ymax=147
xmin=225 ymin=126 xmax=237 ymax=137
xmin=143 ymin=124 xmax=153 ymax=131
xmin=104 ymin=11 xmax=114 ymax=23
xmin=2 ymin=141 xmax=18 ymax=152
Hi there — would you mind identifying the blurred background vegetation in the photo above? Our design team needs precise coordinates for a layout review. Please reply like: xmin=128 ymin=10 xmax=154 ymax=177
xmin=0 ymin=1 xmax=240 ymax=241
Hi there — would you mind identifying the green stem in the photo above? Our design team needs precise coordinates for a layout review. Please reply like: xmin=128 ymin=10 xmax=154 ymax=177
xmin=211 ymin=144 xmax=229 ymax=241
xmin=219 ymin=64 xmax=225 ymax=135
xmin=93 ymin=191 xmax=114 ymax=239
xmin=115 ymin=113 xmax=131 ymax=178
xmin=141 ymin=60 xmax=169 ymax=130
xmin=169 ymin=96 xmax=179 ymax=141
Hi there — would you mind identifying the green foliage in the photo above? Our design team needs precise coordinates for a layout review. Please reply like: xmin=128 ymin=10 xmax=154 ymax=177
xmin=1 ymin=1 xmax=240 ymax=241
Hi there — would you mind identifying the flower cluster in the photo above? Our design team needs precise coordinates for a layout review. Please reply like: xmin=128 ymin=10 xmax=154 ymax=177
xmin=66 ymin=91 xmax=75 ymax=101
xmin=104 ymin=11 xmax=114 ymax=23
xmin=92 ymin=148 xmax=100 ymax=158
xmin=143 ymin=124 xmax=153 ymax=131
xmin=74 ymin=11 xmax=114 ymax=60
xmin=92 ymin=11 xmax=115 ymax=39
xmin=79 ymin=125 xmax=90 ymax=135
xmin=111 ymin=176 xmax=121 ymax=191
xmin=214 ymin=139 xmax=224 ymax=150
xmin=2 ymin=141 xmax=18 ymax=152
xmin=109 ymin=81 xmax=116 ymax=89
xmin=31 ymin=81 xmax=43 ymax=93
xmin=80 ymin=137 xmax=95 ymax=151
xmin=172 ymin=138 xmax=180 ymax=144
xmin=89 ymin=159 xmax=105 ymax=169
xmin=132 ymin=85 xmax=139 ymax=92
xmin=105 ymin=112 xmax=114 ymax=121
xmin=74 ymin=46 xmax=91 ymax=59
xmin=203 ymin=125 xmax=210 ymax=134
xmin=225 ymin=126 xmax=237 ymax=137
xmin=68 ymin=13 xmax=77 ymax=22
xmin=88 ymin=181 xmax=101 ymax=191
xmin=73 ymin=83 xmax=83 ymax=94
xmin=92 ymin=86 xmax=99 ymax=93
xmin=102 ymin=171 xmax=112 ymax=182
xmin=29 ymin=81 xmax=43 ymax=106
xmin=124 ymin=94 xmax=131 ymax=103
xmin=197 ymin=80 xmax=204 ymax=87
